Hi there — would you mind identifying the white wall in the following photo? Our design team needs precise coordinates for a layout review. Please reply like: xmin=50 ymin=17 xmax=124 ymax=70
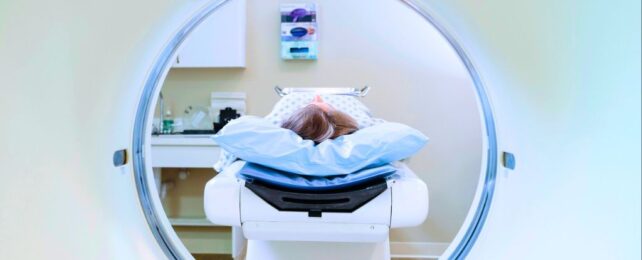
xmin=162 ymin=0 xmax=483 ymax=243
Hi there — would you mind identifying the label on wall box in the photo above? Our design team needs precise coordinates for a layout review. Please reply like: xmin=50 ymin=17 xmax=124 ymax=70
xmin=281 ymin=3 xmax=318 ymax=60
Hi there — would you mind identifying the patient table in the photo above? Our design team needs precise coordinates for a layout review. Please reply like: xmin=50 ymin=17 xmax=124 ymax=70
xmin=204 ymin=161 xmax=428 ymax=260
xmin=204 ymin=87 xmax=428 ymax=260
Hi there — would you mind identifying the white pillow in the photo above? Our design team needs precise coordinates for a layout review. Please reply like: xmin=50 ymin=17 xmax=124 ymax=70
xmin=264 ymin=93 xmax=384 ymax=128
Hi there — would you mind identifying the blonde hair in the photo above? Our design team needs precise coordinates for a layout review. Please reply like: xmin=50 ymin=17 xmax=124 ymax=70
xmin=281 ymin=104 xmax=358 ymax=144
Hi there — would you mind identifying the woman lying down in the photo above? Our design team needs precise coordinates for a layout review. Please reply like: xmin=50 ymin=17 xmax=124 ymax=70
xmin=212 ymin=94 xmax=428 ymax=189
xmin=281 ymin=95 xmax=360 ymax=144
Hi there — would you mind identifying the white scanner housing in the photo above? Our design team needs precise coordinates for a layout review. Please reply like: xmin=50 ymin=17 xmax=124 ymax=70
xmin=204 ymin=161 xmax=428 ymax=243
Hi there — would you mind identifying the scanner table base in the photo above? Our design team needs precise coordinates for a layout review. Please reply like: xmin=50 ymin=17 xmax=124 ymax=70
xmin=204 ymin=161 xmax=428 ymax=259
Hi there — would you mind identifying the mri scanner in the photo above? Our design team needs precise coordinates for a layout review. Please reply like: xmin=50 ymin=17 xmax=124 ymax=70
xmin=202 ymin=88 xmax=430 ymax=259
xmin=0 ymin=0 xmax=639 ymax=259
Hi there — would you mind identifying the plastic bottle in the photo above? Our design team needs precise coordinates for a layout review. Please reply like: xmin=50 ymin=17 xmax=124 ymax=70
xmin=162 ymin=109 xmax=174 ymax=134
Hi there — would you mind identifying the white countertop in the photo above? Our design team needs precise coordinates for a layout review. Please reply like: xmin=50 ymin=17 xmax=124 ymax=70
xmin=151 ymin=134 xmax=218 ymax=146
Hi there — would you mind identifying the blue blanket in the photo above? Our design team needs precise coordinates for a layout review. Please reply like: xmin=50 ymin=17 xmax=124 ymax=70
xmin=214 ymin=116 xmax=428 ymax=176
xmin=239 ymin=163 xmax=397 ymax=191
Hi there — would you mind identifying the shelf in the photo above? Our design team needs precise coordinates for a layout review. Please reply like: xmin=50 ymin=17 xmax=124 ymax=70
xmin=169 ymin=217 xmax=221 ymax=227
xmin=151 ymin=135 xmax=218 ymax=146
xmin=151 ymin=135 xmax=221 ymax=168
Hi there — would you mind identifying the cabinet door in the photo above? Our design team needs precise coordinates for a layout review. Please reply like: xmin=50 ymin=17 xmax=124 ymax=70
xmin=174 ymin=0 xmax=246 ymax=68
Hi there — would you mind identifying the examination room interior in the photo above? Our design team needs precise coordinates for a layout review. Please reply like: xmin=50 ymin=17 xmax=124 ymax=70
xmin=152 ymin=0 xmax=481 ymax=258
xmin=0 ymin=0 xmax=639 ymax=259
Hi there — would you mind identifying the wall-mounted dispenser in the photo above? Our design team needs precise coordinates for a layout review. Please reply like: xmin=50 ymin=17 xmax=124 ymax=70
xmin=281 ymin=3 xmax=318 ymax=60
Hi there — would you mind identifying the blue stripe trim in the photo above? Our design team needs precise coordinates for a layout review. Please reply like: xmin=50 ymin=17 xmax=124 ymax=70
xmin=399 ymin=1 xmax=499 ymax=259
xmin=132 ymin=0 xmax=230 ymax=259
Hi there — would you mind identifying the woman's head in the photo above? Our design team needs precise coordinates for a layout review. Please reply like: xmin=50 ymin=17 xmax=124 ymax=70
xmin=281 ymin=95 xmax=359 ymax=143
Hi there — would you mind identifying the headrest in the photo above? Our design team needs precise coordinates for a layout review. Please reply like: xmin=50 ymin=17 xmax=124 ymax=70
xmin=264 ymin=93 xmax=383 ymax=128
